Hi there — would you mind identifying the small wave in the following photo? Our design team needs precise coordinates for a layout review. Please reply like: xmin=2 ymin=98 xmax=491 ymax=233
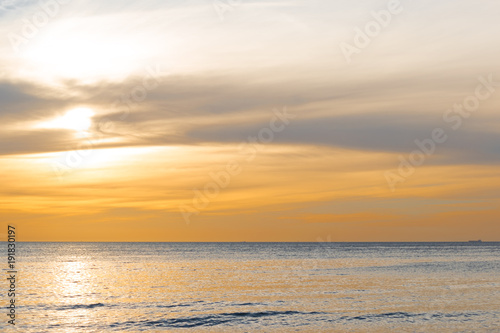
xmin=56 ymin=303 xmax=107 ymax=311
xmin=340 ymin=311 xmax=482 ymax=322
xmin=344 ymin=312 xmax=414 ymax=321
xmin=231 ymin=302 xmax=269 ymax=307
xmin=113 ymin=310 xmax=318 ymax=328
xmin=156 ymin=303 xmax=194 ymax=309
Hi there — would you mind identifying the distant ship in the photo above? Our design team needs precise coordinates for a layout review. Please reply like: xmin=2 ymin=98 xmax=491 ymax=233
xmin=468 ymin=240 xmax=482 ymax=243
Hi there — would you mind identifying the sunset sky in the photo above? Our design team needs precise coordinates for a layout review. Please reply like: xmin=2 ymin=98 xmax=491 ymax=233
xmin=1 ymin=0 xmax=499 ymax=241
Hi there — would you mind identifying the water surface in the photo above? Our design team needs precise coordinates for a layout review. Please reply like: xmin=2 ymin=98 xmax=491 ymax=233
xmin=5 ymin=242 xmax=500 ymax=332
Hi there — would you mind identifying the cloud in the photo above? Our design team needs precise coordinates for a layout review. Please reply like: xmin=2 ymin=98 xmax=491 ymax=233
xmin=0 ymin=0 xmax=37 ymax=15
xmin=187 ymin=112 xmax=500 ymax=165
xmin=1 ymin=68 xmax=499 ymax=169
xmin=0 ymin=81 xmax=46 ymax=118
xmin=0 ymin=129 xmax=78 ymax=155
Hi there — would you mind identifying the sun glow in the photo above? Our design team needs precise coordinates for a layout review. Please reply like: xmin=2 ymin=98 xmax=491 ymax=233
xmin=38 ymin=108 xmax=94 ymax=132
xmin=18 ymin=17 xmax=150 ymax=83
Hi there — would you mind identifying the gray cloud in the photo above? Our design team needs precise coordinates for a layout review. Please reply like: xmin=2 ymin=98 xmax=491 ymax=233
xmin=187 ymin=113 xmax=500 ymax=165
xmin=1 ymin=69 xmax=499 ymax=166
xmin=0 ymin=129 xmax=76 ymax=155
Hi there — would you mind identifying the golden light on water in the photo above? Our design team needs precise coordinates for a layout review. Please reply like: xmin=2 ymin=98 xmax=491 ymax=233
xmin=57 ymin=261 xmax=90 ymax=303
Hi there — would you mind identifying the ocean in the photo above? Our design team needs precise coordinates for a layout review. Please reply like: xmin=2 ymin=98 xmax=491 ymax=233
xmin=3 ymin=242 xmax=500 ymax=332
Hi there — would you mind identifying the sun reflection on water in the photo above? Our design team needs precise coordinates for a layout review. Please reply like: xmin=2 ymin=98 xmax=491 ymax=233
xmin=46 ymin=259 xmax=102 ymax=331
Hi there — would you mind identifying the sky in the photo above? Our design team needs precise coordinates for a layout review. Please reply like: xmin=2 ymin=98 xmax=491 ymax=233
xmin=1 ymin=0 xmax=499 ymax=241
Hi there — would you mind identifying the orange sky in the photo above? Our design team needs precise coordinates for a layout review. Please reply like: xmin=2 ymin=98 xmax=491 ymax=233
xmin=1 ymin=0 xmax=500 ymax=241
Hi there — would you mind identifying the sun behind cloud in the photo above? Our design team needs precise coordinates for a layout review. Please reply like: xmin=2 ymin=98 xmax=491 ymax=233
xmin=37 ymin=108 xmax=94 ymax=132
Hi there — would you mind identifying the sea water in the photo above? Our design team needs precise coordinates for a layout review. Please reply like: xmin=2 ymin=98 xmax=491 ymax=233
xmin=3 ymin=242 xmax=500 ymax=332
